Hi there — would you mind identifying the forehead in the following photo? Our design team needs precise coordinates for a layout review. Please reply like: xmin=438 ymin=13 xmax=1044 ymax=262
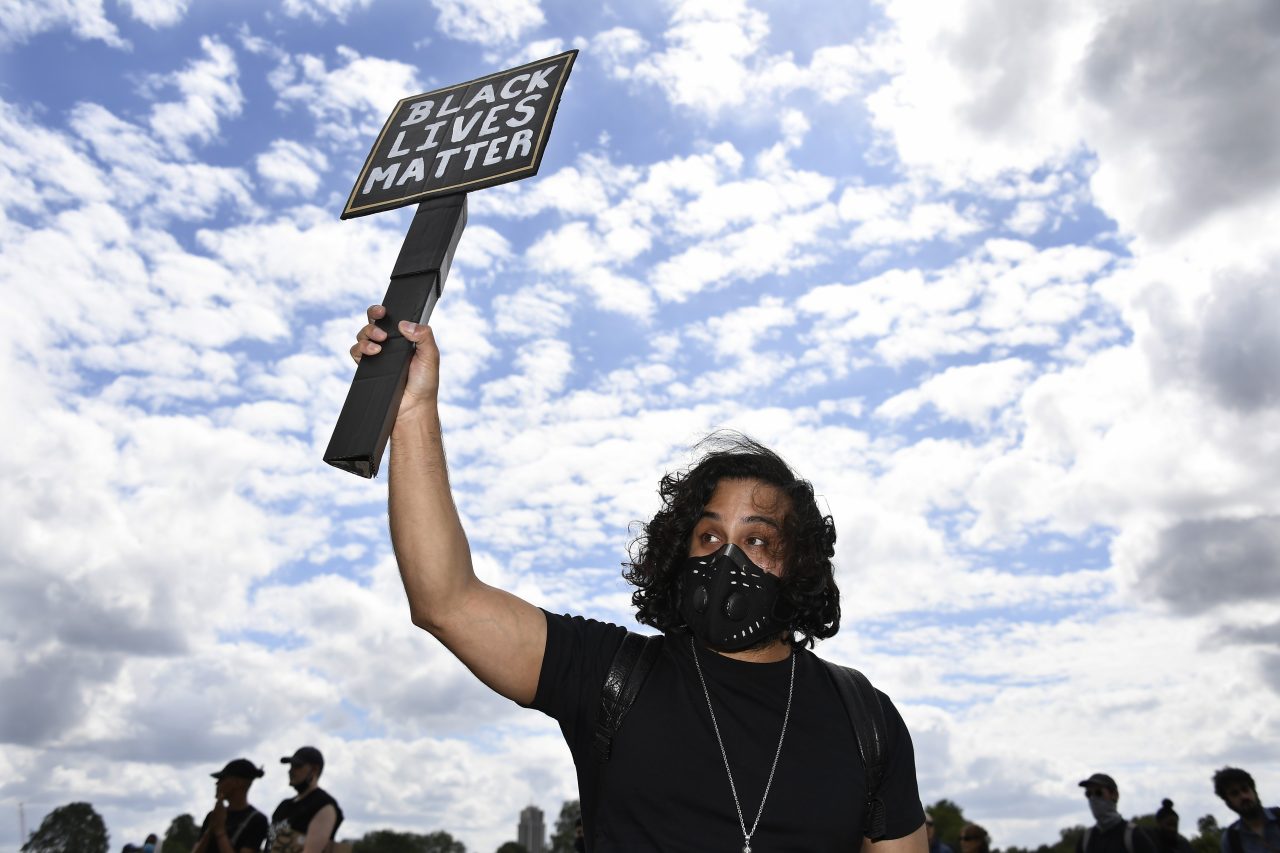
xmin=702 ymin=478 xmax=788 ymax=517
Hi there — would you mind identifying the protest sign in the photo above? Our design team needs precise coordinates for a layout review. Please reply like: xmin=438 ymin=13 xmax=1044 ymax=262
xmin=342 ymin=50 xmax=577 ymax=219
xmin=325 ymin=51 xmax=577 ymax=477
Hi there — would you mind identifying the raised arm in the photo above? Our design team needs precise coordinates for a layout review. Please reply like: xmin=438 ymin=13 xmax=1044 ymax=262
xmin=352 ymin=305 xmax=547 ymax=704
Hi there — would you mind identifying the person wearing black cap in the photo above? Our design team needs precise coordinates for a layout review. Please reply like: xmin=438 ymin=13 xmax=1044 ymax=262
xmin=1077 ymin=773 xmax=1155 ymax=853
xmin=192 ymin=758 xmax=269 ymax=853
xmin=266 ymin=747 xmax=343 ymax=853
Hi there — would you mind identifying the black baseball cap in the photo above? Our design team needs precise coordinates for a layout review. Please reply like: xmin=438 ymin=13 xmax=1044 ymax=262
xmin=212 ymin=758 xmax=264 ymax=780
xmin=1079 ymin=773 xmax=1118 ymax=791
xmin=281 ymin=746 xmax=324 ymax=768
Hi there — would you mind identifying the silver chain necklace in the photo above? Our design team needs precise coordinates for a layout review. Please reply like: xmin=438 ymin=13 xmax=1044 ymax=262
xmin=690 ymin=636 xmax=796 ymax=853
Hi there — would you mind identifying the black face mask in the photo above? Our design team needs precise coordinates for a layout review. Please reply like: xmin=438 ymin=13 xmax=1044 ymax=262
xmin=678 ymin=544 xmax=785 ymax=651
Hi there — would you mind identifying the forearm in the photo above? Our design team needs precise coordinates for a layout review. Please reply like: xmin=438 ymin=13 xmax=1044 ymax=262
xmin=388 ymin=404 xmax=478 ymax=632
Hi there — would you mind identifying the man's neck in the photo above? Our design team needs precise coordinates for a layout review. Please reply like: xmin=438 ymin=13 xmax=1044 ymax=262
xmin=1242 ymin=811 xmax=1268 ymax=835
xmin=294 ymin=783 xmax=319 ymax=801
xmin=714 ymin=635 xmax=792 ymax=663
xmin=227 ymin=793 xmax=250 ymax=810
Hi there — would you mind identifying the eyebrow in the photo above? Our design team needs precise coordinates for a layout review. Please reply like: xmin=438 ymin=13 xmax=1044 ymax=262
xmin=700 ymin=510 xmax=782 ymax=531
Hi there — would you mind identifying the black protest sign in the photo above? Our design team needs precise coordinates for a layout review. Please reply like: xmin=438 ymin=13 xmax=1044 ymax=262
xmin=341 ymin=50 xmax=578 ymax=219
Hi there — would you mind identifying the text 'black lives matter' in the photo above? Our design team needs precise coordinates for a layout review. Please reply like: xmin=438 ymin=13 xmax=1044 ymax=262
xmin=341 ymin=50 xmax=578 ymax=219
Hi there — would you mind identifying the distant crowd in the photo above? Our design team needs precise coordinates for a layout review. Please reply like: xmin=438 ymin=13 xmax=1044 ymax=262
xmin=927 ymin=768 xmax=1276 ymax=853
xmin=141 ymin=745 xmax=343 ymax=853
xmin=120 ymin=756 xmax=1273 ymax=853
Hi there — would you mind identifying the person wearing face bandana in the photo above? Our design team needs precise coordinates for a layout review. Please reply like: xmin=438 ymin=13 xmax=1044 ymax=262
xmin=352 ymin=303 xmax=927 ymax=853
xmin=1076 ymin=774 xmax=1156 ymax=853
xmin=266 ymin=747 xmax=343 ymax=853
xmin=1214 ymin=767 xmax=1280 ymax=853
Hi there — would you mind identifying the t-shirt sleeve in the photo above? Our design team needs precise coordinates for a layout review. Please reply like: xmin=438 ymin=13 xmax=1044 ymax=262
xmin=877 ymin=689 xmax=926 ymax=840
xmin=239 ymin=811 xmax=269 ymax=852
xmin=529 ymin=610 xmax=629 ymax=739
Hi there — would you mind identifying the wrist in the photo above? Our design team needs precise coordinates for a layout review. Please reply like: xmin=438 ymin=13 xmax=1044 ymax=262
xmin=393 ymin=398 xmax=442 ymax=437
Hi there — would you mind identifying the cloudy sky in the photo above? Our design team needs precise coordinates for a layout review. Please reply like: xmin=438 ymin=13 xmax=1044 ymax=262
xmin=2 ymin=0 xmax=1279 ymax=850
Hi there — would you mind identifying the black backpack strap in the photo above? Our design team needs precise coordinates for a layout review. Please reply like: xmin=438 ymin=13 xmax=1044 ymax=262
xmin=593 ymin=631 xmax=661 ymax=761
xmin=1227 ymin=825 xmax=1242 ymax=853
xmin=823 ymin=660 xmax=889 ymax=840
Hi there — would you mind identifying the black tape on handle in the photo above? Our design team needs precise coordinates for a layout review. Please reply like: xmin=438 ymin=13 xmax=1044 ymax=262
xmin=324 ymin=194 xmax=467 ymax=478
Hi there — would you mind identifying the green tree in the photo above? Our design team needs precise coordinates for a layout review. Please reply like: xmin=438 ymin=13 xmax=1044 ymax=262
xmin=161 ymin=813 xmax=199 ymax=853
xmin=1190 ymin=814 xmax=1222 ymax=853
xmin=926 ymin=799 xmax=968 ymax=852
xmin=495 ymin=844 xmax=529 ymax=853
xmin=353 ymin=829 xmax=467 ymax=853
xmin=547 ymin=800 xmax=581 ymax=853
xmin=22 ymin=802 xmax=109 ymax=853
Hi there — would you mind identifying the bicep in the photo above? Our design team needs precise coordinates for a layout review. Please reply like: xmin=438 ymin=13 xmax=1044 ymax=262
xmin=862 ymin=823 xmax=927 ymax=853
xmin=426 ymin=579 xmax=547 ymax=706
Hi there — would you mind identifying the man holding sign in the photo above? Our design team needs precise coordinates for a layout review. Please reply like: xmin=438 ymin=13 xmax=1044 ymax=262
xmin=349 ymin=311 xmax=927 ymax=852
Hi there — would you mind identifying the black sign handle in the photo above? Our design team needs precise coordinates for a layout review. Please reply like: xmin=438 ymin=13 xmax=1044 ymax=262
xmin=324 ymin=193 xmax=467 ymax=478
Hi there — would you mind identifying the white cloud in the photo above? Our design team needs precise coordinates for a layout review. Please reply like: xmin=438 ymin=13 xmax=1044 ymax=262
xmin=282 ymin=0 xmax=374 ymax=21
xmin=256 ymin=139 xmax=330 ymax=197
xmin=147 ymin=37 xmax=244 ymax=157
xmin=118 ymin=0 xmax=189 ymax=28
xmin=865 ymin=0 xmax=1280 ymax=248
xmin=269 ymin=46 xmax=423 ymax=147
xmin=0 ymin=0 xmax=124 ymax=48
xmin=71 ymin=103 xmax=254 ymax=222
xmin=839 ymin=182 xmax=984 ymax=247
xmin=430 ymin=0 xmax=545 ymax=46
xmin=876 ymin=358 xmax=1035 ymax=428
xmin=0 ymin=99 xmax=112 ymax=219
xmin=603 ymin=0 xmax=876 ymax=116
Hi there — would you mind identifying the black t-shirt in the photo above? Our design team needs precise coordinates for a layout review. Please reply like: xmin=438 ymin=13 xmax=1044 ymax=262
xmin=531 ymin=611 xmax=925 ymax=852
xmin=267 ymin=789 xmax=343 ymax=853
xmin=199 ymin=806 xmax=268 ymax=852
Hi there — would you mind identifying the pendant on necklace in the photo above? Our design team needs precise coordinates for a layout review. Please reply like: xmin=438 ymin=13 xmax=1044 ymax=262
xmin=743 ymin=846 xmax=751 ymax=853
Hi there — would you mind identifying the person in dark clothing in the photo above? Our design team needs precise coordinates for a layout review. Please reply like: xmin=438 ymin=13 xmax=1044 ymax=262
xmin=1214 ymin=767 xmax=1280 ymax=853
xmin=1153 ymin=799 xmax=1194 ymax=853
xmin=267 ymin=746 xmax=343 ymax=853
xmin=349 ymin=312 xmax=928 ymax=853
xmin=1076 ymin=773 xmax=1156 ymax=853
xmin=193 ymin=758 xmax=269 ymax=853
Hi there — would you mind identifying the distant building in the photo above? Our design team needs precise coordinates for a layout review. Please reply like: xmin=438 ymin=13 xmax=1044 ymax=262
xmin=518 ymin=804 xmax=545 ymax=853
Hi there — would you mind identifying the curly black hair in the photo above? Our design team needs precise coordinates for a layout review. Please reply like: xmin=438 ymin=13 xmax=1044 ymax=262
xmin=623 ymin=431 xmax=840 ymax=648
